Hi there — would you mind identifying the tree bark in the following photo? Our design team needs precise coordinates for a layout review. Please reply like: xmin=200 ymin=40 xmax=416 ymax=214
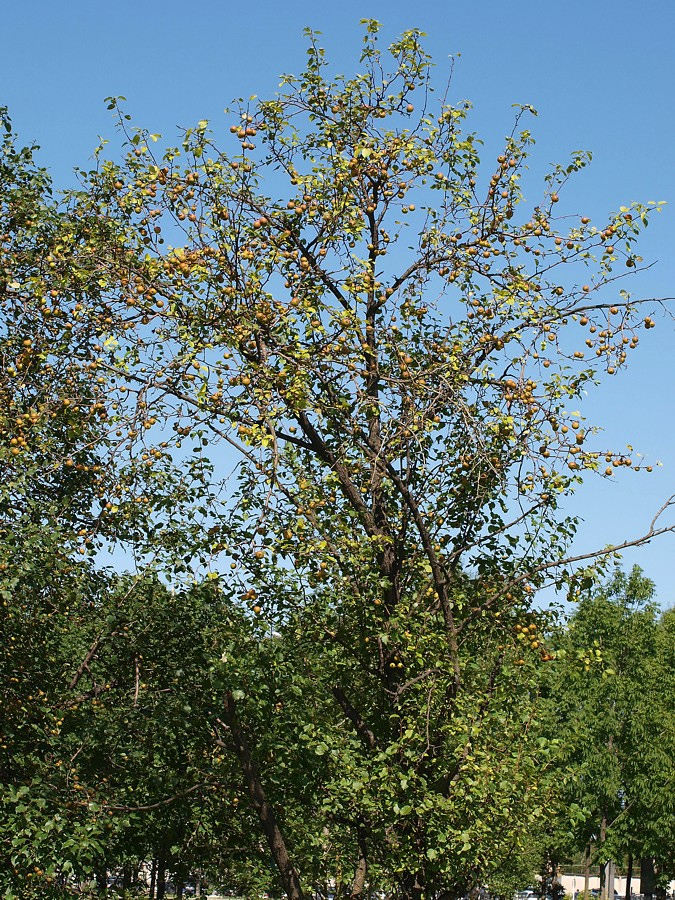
xmin=606 ymin=860 xmax=616 ymax=900
xmin=332 ymin=687 xmax=377 ymax=750
xmin=156 ymin=857 xmax=166 ymax=900
xmin=599 ymin=814 xmax=610 ymax=900
xmin=149 ymin=859 xmax=157 ymax=900
xmin=625 ymin=852 xmax=633 ymax=900
xmin=349 ymin=827 xmax=367 ymax=900
xmin=640 ymin=859 xmax=655 ymax=900
xmin=222 ymin=691 xmax=305 ymax=900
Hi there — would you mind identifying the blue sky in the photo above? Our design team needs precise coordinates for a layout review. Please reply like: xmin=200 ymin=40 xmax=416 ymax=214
xmin=3 ymin=0 xmax=675 ymax=603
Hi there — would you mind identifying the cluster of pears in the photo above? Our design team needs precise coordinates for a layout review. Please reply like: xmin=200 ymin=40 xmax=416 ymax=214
xmin=513 ymin=620 xmax=555 ymax=664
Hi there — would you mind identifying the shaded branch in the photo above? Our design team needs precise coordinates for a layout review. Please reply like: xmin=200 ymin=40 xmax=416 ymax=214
xmin=332 ymin=687 xmax=378 ymax=751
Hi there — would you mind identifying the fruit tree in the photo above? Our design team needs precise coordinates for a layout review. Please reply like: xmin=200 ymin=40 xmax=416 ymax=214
xmin=1 ymin=22 xmax=672 ymax=900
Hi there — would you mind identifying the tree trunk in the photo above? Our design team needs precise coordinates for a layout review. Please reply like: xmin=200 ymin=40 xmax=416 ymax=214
xmin=599 ymin=814 xmax=612 ymax=900
xmin=625 ymin=852 xmax=633 ymax=900
xmin=584 ymin=844 xmax=591 ymax=900
xmin=148 ymin=859 xmax=157 ymax=900
xmin=349 ymin=828 xmax=367 ymax=900
xmin=149 ymin=859 xmax=157 ymax=900
xmin=606 ymin=860 xmax=616 ymax=900
xmin=156 ymin=857 xmax=167 ymax=900
xmin=640 ymin=858 xmax=655 ymax=900
xmin=222 ymin=691 xmax=305 ymax=900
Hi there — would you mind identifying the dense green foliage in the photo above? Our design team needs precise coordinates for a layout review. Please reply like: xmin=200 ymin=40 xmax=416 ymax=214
xmin=544 ymin=568 xmax=675 ymax=890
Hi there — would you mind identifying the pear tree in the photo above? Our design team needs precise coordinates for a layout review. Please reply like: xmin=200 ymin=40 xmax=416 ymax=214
xmin=1 ymin=23 xmax=672 ymax=899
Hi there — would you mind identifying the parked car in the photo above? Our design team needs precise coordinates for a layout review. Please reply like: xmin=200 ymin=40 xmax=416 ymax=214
xmin=163 ymin=883 xmax=197 ymax=897
xmin=515 ymin=889 xmax=538 ymax=900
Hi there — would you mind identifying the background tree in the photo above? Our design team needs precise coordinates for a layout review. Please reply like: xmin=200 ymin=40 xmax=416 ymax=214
xmin=545 ymin=567 xmax=675 ymax=897
xmin=0 ymin=110 xmax=234 ymax=897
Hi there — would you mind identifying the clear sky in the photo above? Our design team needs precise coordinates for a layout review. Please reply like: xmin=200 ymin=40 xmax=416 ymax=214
xmin=3 ymin=0 xmax=675 ymax=604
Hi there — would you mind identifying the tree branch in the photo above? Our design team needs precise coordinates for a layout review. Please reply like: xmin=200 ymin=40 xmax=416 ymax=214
xmin=332 ymin=687 xmax=378 ymax=751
